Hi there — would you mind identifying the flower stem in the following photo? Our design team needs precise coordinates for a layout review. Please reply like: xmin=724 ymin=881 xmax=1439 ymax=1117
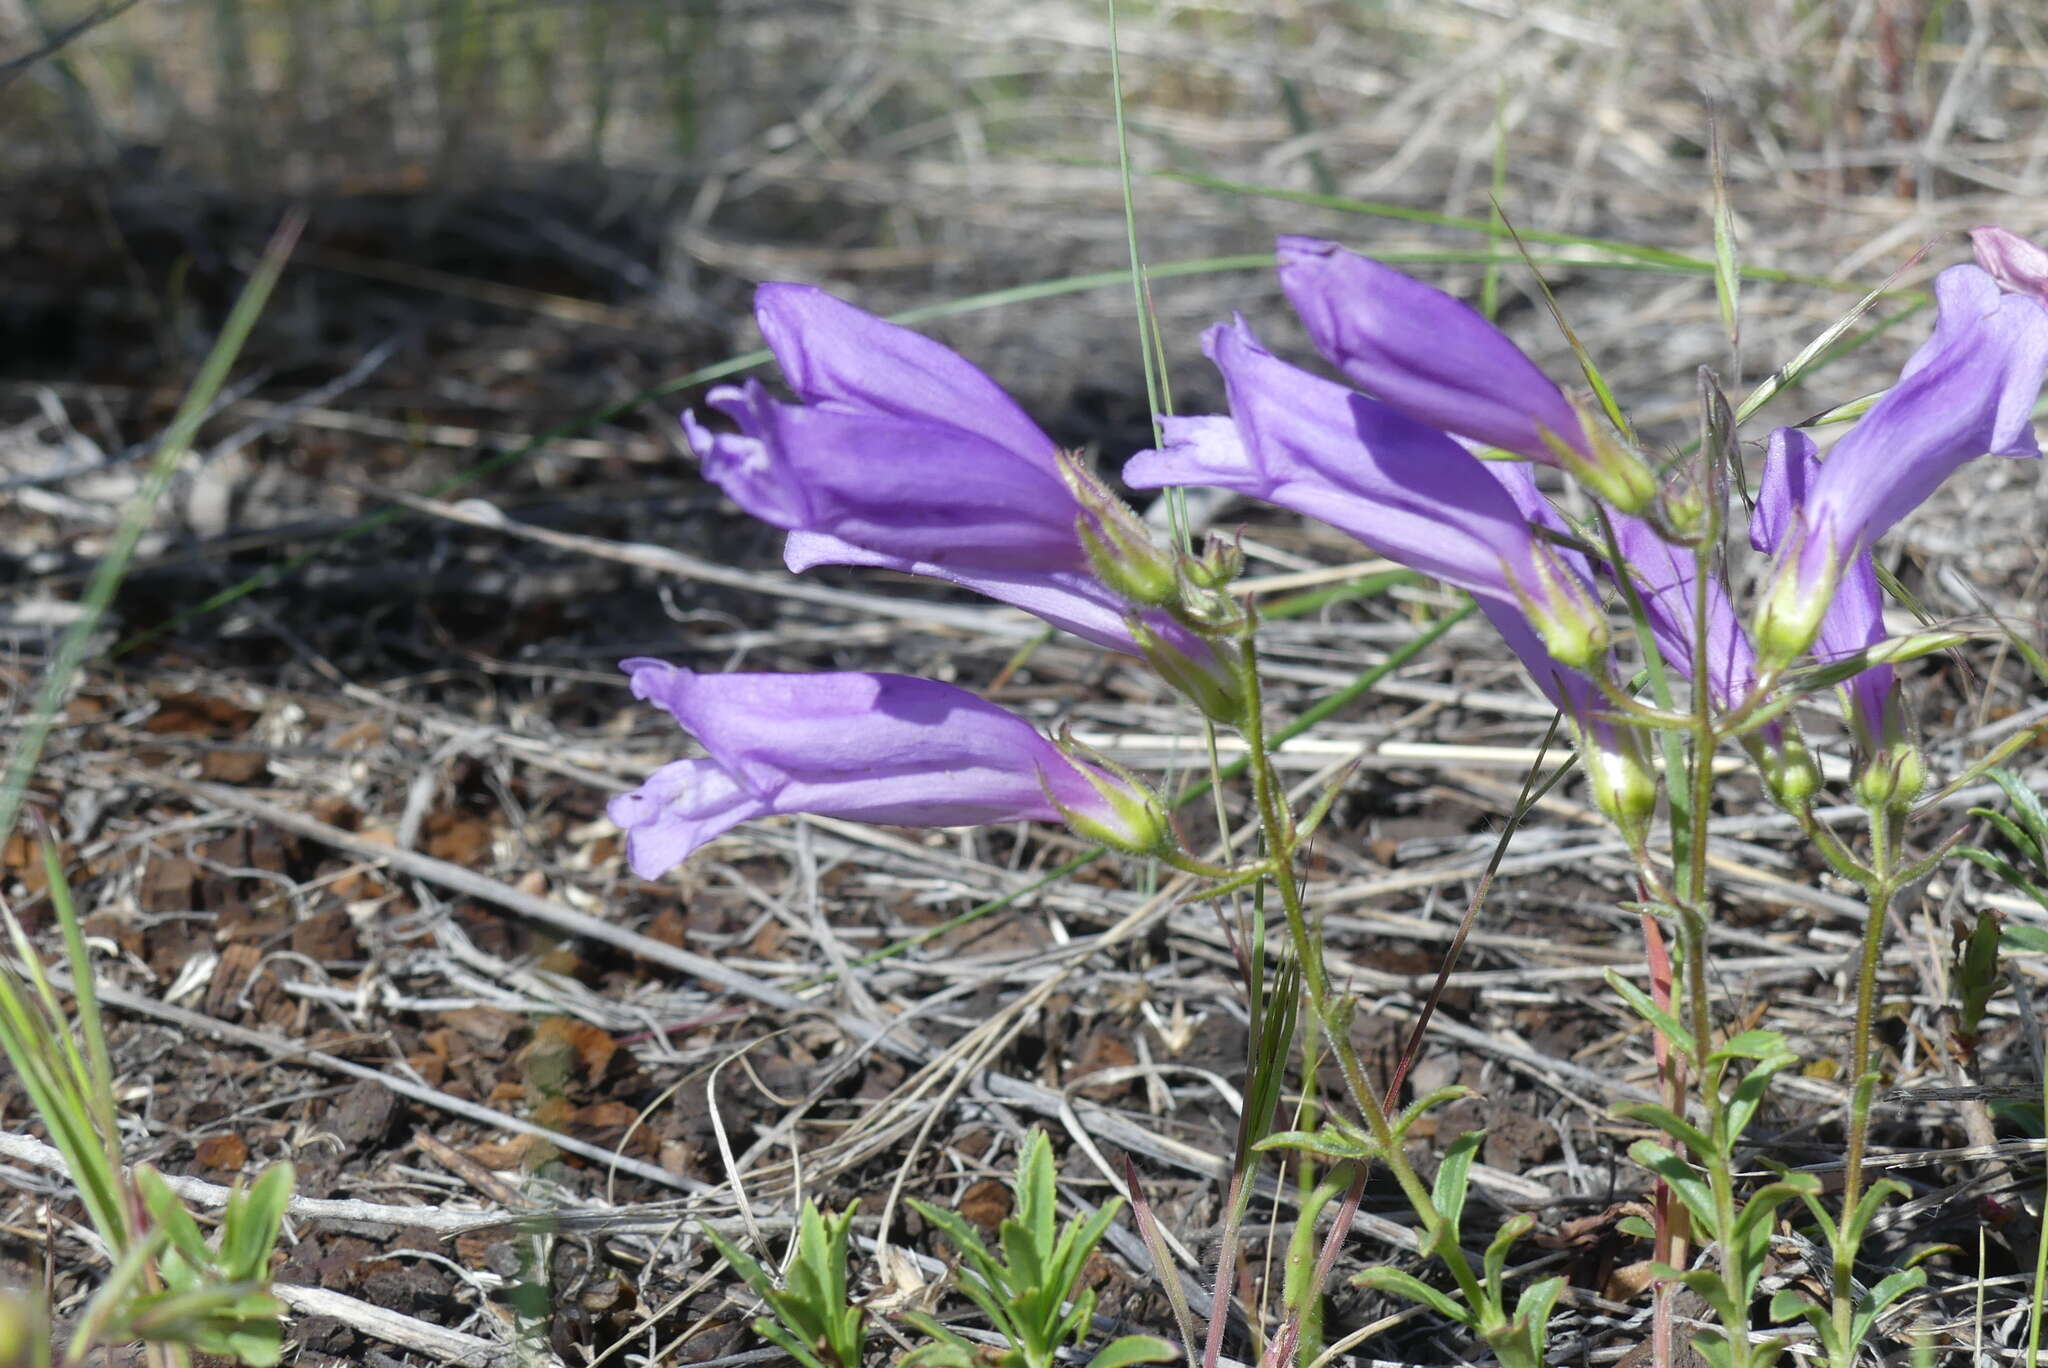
xmin=1833 ymin=804 xmax=1897 ymax=1361
xmin=1228 ymin=622 xmax=1494 ymax=1321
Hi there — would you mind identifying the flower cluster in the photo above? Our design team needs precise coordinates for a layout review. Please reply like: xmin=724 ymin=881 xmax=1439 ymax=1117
xmin=613 ymin=288 xmax=1245 ymax=876
xmin=613 ymin=229 xmax=2048 ymax=875
xmin=1129 ymin=232 xmax=2048 ymax=829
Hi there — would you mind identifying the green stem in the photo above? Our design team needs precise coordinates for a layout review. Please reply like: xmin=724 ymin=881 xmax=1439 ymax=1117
xmin=1833 ymin=806 xmax=1897 ymax=1361
xmin=1230 ymin=622 xmax=1491 ymax=1318
xmin=1675 ymin=525 xmax=1752 ymax=1368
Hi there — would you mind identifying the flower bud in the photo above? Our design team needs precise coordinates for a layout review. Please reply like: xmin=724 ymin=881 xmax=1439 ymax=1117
xmin=1581 ymin=724 xmax=1658 ymax=851
xmin=1045 ymin=731 xmax=1172 ymax=855
xmin=1542 ymin=396 xmax=1659 ymax=515
xmin=1748 ymin=730 xmax=1822 ymax=811
xmin=1057 ymin=451 xmax=1181 ymax=608
xmin=1853 ymin=739 xmax=1926 ymax=815
xmin=1752 ymin=539 xmax=1837 ymax=671
xmin=1184 ymin=534 xmax=1244 ymax=591
xmin=1129 ymin=616 xmax=1247 ymax=722
xmin=1516 ymin=544 xmax=1610 ymax=672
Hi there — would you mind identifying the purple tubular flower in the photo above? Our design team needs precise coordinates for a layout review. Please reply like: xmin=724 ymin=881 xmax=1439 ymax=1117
xmin=1126 ymin=318 xmax=1590 ymax=617
xmin=1608 ymin=513 xmax=1757 ymax=712
xmin=1126 ymin=318 xmax=1609 ymax=690
xmin=1752 ymin=428 xmax=1894 ymax=747
xmin=606 ymin=660 xmax=1162 ymax=879
xmin=685 ymin=284 xmax=1195 ymax=660
xmin=1274 ymin=236 xmax=1588 ymax=463
xmin=1759 ymin=264 xmax=2048 ymax=657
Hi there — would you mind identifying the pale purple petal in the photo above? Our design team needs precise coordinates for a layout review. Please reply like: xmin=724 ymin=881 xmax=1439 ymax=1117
xmin=1749 ymin=427 xmax=1816 ymax=555
xmin=1275 ymin=236 xmax=1586 ymax=463
xmin=1610 ymin=515 xmax=1756 ymax=711
xmin=753 ymin=283 xmax=1056 ymax=468
xmin=1753 ymin=427 xmax=1894 ymax=744
xmin=611 ymin=661 xmax=1148 ymax=876
xmin=1794 ymin=268 xmax=2048 ymax=593
xmin=1125 ymin=318 xmax=1548 ymax=604
xmin=607 ymin=760 xmax=765 ymax=879
xmin=686 ymin=379 xmax=1082 ymax=571
xmin=1970 ymin=227 xmax=2048 ymax=301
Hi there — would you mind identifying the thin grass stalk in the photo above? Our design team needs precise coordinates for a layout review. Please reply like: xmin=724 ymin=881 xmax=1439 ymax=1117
xmin=0 ymin=212 xmax=304 ymax=848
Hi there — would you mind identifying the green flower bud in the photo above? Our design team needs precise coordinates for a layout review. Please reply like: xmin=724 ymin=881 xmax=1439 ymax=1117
xmin=1854 ymin=740 xmax=1926 ymax=816
xmin=1582 ymin=724 xmax=1658 ymax=850
xmin=1517 ymin=544 xmax=1610 ymax=672
xmin=1130 ymin=617 xmax=1248 ymax=723
xmin=1044 ymin=732 xmax=1172 ymax=855
xmin=1542 ymin=396 xmax=1659 ymax=516
xmin=1056 ymin=451 xmax=1180 ymax=608
xmin=1753 ymin=545 xmax=1837 ymax=671
xmin=1749 ymin=731 xmax=1822 ymax=811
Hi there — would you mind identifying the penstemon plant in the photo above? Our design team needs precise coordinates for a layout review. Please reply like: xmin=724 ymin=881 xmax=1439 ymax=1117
xmin=613 ymin=224 xmax=2048 ymax=1364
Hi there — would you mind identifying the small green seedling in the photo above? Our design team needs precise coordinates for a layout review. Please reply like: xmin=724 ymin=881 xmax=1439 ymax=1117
xmin=903 ymin=1130 xmax=1172 ymax=1368
xmin=701 ymin=1201 xmax=865 ymax=1368
xmin=1 ymin=844 xmax=294 ymax=1367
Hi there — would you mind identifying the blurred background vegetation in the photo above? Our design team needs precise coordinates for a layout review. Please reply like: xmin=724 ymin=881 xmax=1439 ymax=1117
xmin=8 ymin=0 xmax=2046 ymax=448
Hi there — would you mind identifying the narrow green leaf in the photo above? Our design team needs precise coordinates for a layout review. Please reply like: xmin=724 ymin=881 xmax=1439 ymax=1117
xmin=1391 ymin=1085 xmax=1475 ymax=1143
xmin=1604 ymin=970 xmax=1698 ymax=1061
xmin=1708 ymin=110 xmax=1740 ymax=372
xmin=2003 ymin=923 xmax=2048 ymax=953
xmin=1351 ymin=1267 xmax=1472 ymax=1325
xmin=1084 ymin=1335 xmax=1177 ymax=1368
xmin=1018 ymin=1131 xmax=1058 ymax=1258
xmin=1628 ymin=1142 xmax=1720 ymax=1237
xmin=1614 ymin=1103 xmax=1716 ymax=1162
xmin=1432 ymin=1132 xmax=1485 ymax=1246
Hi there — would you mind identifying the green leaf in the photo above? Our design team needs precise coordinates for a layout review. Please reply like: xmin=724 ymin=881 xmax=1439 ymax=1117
xmin=1710 ymin=1028 xmax=1792 ymax=1063
xmin=1987 ymin=769 xmax=2048 ymax=855
xmin=1851 ymin=1265 xmax=1926 ymax=1346
xmin=1628 ymin=1141 xmax=1719 ymax=1238
xmin=1432 ymin=1132 xmax=1485 ymax=1248
xmin=1955 ymin=849 xmax=2048 ymax=910
xmin=753 ymin=1318 xmax=832 ymax=1368
xmin=1839 ymin=1177 xmax=1911 ymax=1256
xmin=1615 ymin=1102 xmax=1716 ymax=1161
xmin=220 ymin=1162 xmax=294 ymax=1283
xmin=1391 ymin=1085 xmax=1475 ymax=1143
xmin=908 ymin=1199 xmax=1003 ymax=1290
xmin=1973 ymin=809 xmax=2042 ymax=867
xmin=2004 ymin=923 xmax=2048 ymax=953
xmin=698 ymin=1222 xmax=776 ymax=1301
xmin=1512 ymin=1275 xmax=1568 ymax=1362
xmin=1084 ymin=1335 xmax=1177 ymax=1368
xmin=1483 ymin=1212 xmax=1536 ymax=1300
xmin=1617 ymin=1214 xmax=1655 ymax=1240
xmin=998 ymin=1217 xmax=1047 ymax=1302
xmin=135 ymin=1166 xmax=215 ymax=1275
xmin=1254 ymin=1124 xmax=1380 ymax=1162
xmin=1017 ymin=1130 xmax=1058 ymax=1259
xmin=1768 ymin=1286 xmax=1830 ymax=1331
xmin=1604 ymin=970 xmax=1696 ymax=1061
xmin=1351 ymin=1267 xmax=1473 ymax=1325
xmin=1722 ymin=1051 xmax=1797 ymax=1148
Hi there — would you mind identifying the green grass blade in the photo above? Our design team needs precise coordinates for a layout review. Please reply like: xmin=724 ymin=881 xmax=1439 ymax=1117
xmin=1 ymin=211 xmax=304 ymax=844
xmin=1732 ymin=248 xmax=1932 ymax=426
xmin=1481 ymin=85 xmax=1510 ymax=323
xmin=1150 ymin=168 xmax=1860 ymax=290
xmin=1709 ymin=109 xmax=1741 ymax=380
